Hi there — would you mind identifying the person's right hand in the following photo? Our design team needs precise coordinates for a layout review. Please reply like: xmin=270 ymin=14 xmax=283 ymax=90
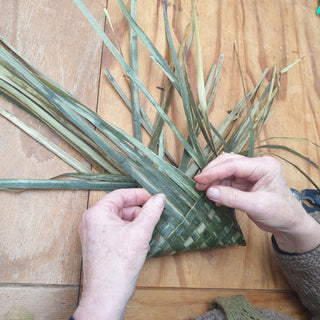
xmin=194 ymin=153 xmax=320 ymax=253
xmin=73 ymin=188 xmax=165 ymax=320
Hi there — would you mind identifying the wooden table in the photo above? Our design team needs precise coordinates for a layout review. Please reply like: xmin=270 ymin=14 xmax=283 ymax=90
xmin=1 ymin=1 xmax=319 ymax=319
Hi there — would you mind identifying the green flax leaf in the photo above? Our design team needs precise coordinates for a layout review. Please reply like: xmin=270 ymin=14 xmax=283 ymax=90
xmin=116 ymin=0 xmax=180 ymax=90
xmin=130 ymin=0 xmax=142 ymax=142
xmin=73 ymin=0 xmax=203 ymax=167
xmin=271 ymin=154 xmax=320 ymax=191
xmin=163 ymin=0 xmax=206 ymax=168
xmin=0 ymin=106 xmax=92 ymax=174
xmin=0 ymin=178 xmax=139 ymax=191
xmin=255 ymin=144 xmax=319 ymax=169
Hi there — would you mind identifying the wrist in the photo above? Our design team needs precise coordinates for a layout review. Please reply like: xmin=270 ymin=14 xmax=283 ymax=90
xmin=73 ymin=307 xmax=125 ymax=320
xmin=73 ymin=295 xmax=127 ymax=320
xmin=274 ymin=213 xmax=320 ymax=253
xmin=73 ymin=282 xmax=131 ymax=320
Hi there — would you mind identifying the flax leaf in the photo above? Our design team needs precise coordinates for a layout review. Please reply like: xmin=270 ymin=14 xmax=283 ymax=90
xmin=74 ymin=0 xmax=203 ymax=167
xmin=0 ymin=106 xmax=91 ymax=174
xmin=0 ymin=178 xmax=139 ymax=191
xmin=271 ymin=154 xmax=320 ymax=191
xmin=130 ymin=0 xmax=142 ymax=142
xmin=163 ymin=0 xmax=206 ymax=168
xmin=255 ymin=144 xmax=319 ymax=169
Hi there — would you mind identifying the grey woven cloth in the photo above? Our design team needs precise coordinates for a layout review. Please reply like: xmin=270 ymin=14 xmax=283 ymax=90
xmin=191 ymin=306 xmax=294 ymax=320
xmin=191 ymin=212 xmax=320 ymax=320
xmin=190 ymin=295 xmax=295 ymax=320
xmin=273 ymin=212 xmax=320 ymax=320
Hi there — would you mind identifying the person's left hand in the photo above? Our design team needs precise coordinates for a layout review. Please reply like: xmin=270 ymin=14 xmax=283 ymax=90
xmin=73 ymin=189 xmax=165 ymax=320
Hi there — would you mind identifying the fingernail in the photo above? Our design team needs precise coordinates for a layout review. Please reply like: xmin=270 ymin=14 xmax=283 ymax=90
xmin=154 ymin=194 xmax=165 ymax=208
xmin=207 ymin=187 xmax=220 ymax=200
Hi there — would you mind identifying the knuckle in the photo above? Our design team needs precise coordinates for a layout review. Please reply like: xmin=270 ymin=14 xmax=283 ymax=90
xmin=218 ymin=152 xmax=233 ymax=161
xmin=103 ymin=200 xmax=119 ymax=214
xmin=264 ymin=156 xmax=282 ymax=172
xmin=143 ymin=208 xmax=158 ymax=222
xmin=218 ymin=152 xmax=229 ymax=159
xmin=220 ymin=152 xmax=243 ymax=160
xmin=224 ymin=190 xmax=239 ymax=207
xmin=94 ymin=199 xmax=119 ymax=215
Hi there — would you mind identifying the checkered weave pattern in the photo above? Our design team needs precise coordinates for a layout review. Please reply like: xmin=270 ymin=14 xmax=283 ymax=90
xmin=148 ymin=193 xmax=245 ymax=258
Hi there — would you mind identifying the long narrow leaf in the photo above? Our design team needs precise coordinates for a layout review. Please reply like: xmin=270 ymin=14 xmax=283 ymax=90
xmin=255 ymin=144 xmax=319 ymax=169
xmin=73 ymin=0 xmax=203 ymax=167
xmin=2 ymin=44 xmax=196 ymax=206
xmin=247 ymin=116 xmax=254 ymax=157
xmin=205 ymin=63 xmax=216 ymax=96
xmin=259 ymin=137 xmax=320 ymax=149
xmin=0 ymin=71 xmax=121 ymax=173
xmin=130 ymin=0 xmax=142 ymax=142
xmin=104 ymin=68 xmax=177 ymax=166
xmin=0 ymin=178 xmax=139 ymax=191
xmin=148 ymin=85 xmax=173 ymax=152
xmin=234 ymin=41 xmax=247 ymax=97
xmin=115 ymin=0 xmax=180 ymax=90
xmin=104 ymin=68 xmax=153 ymax=135
xmin=3 ymin=52 xmax=198 ymax=204
xmin=179 ymin=61 xmax=220 ymax=172
xmin=207 ymin=54 xmax=223 ymax=110
xmin=0 ymin=106 xmax=92 ymax=174
xmin=271 ymin=154 xmax=320 ymax=191
xmin=56 ymin=173 xmax=136 ymax=182
xmin=69 ymin=101 xmax=199 ymax=198
xmin=280 ymin=57 xmax=304 ymax=74
xmin=193 ymin=1 xmax=206 ymax=116
xmin=163 ymin=0 xmax=206 ymax=168
xmin=192 ymin=0 xmax=217 ymax=156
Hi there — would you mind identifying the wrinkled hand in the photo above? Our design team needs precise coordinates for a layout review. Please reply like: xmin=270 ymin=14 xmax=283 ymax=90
xmin=73 ymin=189 xmax=165 ymax=320
xmin=194 ymin=153 xmax=320 ymax=253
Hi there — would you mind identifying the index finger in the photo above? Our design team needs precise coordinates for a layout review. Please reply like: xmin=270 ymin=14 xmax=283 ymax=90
xmin=194 ymin=157 xmax=263 ymax=185
xmin=93 ymin=188 xmax=152 ymax=213
xmin=201 ymin=153 xmax=244 ymax=173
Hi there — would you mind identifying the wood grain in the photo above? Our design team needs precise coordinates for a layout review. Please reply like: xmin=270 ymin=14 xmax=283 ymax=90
xmin=0 ymin=0 xmax=105 ymax=284
xmin=0 ymin=286 xmax=77 ymax=320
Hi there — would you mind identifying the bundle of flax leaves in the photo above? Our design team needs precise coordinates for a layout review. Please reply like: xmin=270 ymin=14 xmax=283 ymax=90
xmin=0 ymin=0 xmax=319 ymax=258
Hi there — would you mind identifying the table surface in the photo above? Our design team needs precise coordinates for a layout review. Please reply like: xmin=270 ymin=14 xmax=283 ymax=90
xmin=1 ymin=1 xmax=320 ymax=319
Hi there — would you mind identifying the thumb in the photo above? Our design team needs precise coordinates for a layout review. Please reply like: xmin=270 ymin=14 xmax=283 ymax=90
xmin=133 ymin=194 xmax=165 ymax=239
xmin=206 ymin=186 xmax=256 ymax=213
